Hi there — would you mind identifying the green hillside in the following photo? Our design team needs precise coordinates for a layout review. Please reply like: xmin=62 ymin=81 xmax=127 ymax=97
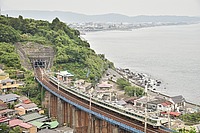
xmin=0 ymin=15 xmax=114 ymax=81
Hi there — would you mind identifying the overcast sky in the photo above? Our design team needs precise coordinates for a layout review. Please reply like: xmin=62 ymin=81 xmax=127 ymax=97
xmin=1 ymin=0 xmax=200 ymax=16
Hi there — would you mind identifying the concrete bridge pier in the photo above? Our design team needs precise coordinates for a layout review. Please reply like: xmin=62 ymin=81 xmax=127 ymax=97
xmin=43 ymin=91 xmax=130 ymax=133
xmin=57 ymin=97 xmax=64 ymax=125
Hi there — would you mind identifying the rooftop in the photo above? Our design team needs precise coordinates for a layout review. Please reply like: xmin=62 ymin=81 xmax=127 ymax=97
xmin=149 ymin=98 xmax=172 ymax=106
xmin=0 ymin=94 xmax=20 ymax=102
xmin=0 ymin=109 xmax=15 ymax=114
xmin=170 ymin=95 xmax=185 ymax=104
xmin=56 ymin=71 xmax=74 ymax=77
xmin=9 ymin=119 xmax=33 ymax=129
xmin=0 ymin=79 xmax=15 ymax=84
xmin=15 ymin=102 xmax=38 ymax=109
xmin=20 ymin=112 xmax=48 ymax=123
xmin=37 ymin=129 xmax=58 ymax=133
xmin=98 ymin=83 xmax=113 ymax=88
xmin=9 ymin=119 xmax=23 ymax=127
xmin=0 ymin=117 xmax=10 ymax=123
xmin=29 ymin=120 xmax=59 ymax=129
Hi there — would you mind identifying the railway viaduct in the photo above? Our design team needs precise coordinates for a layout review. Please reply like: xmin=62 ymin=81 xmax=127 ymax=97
xmin=36 ymin=71 xmax=142 ymax=133
xmin=15 ymin=42 xmax=171 ymax=133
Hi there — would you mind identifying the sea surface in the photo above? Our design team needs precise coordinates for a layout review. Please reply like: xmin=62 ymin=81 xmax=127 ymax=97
xmin=82 ymin=24 xmax=200 ymax=104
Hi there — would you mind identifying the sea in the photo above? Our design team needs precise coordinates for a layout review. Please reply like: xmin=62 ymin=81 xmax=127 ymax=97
xmin=82 ymin=23 xmax=200 ymax=104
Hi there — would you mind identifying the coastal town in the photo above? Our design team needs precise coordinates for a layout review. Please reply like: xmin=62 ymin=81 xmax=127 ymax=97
xmin=0 ymin=65 xmax=200 ymax=132
xmin=0 ymin=9 xmax=200 ymax=132
xmin=68 ymin=22 xmax=192 ymax=33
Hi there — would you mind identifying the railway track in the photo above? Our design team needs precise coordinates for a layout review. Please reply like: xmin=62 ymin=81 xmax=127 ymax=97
xmin=35 ymin=68 xmax=170 ymax=133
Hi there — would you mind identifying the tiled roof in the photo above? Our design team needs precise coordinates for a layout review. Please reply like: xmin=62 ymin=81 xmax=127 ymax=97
xmin=9 ymin=119 xmax=33 ymax=129
xmin=15 ymin=103 xmax=37 ymax=109
xmin=9 ymin=119 xmax=23 ymax=127
xmin=20 ymin=112 xmax=48 ymax=122
xmin=19 ymin=122 xmax=32 ymax=129
xmin=170 ymin=95 xmax=185 ymax=104
xmin=0 ymin=109 xmax=15 ymax=114
xmin=0 ymin=94 xmax=20 ymax=102
xmin=0 ymin=117 xmax=10 ymax=123
xmin=161 ymin=101 xmax=172 ymax=106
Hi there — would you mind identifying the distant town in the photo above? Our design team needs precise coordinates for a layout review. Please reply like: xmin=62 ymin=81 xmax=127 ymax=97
xmin=69 ymin=22 xmax=195 ymax=33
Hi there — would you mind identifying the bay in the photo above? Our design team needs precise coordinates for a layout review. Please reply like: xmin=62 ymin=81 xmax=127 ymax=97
xmin=82 ymin=24 xmax=200 ymax=104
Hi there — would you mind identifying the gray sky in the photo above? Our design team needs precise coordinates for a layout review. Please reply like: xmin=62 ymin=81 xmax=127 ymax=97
xmin=1 ymin=0 xmax=200 ymax=16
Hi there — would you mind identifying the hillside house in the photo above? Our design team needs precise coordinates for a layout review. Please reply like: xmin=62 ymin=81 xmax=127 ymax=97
xmin=169 ymin=95 xmax=185 ymax=112
xmin=97 ymin=81 xmax=113 ymax=90
xmin=74 ymin=79 xmax=92 ymax=92
xmin=9 ymin=119 xmax=37 ymax=133
xmin=0 ymin=94 xmax=20 ymax=104
xmin=0 ymin=79 xmax=19 ymax=92
xmin=56 ymin=71 xmax=74 ymax=85
xmin=147 ymin=98 xmax=173 ymax=112
xmin=15 ymin=102 xmax=38 ymax=115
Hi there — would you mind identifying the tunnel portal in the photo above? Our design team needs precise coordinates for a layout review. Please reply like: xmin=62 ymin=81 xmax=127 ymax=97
xmin=15 ymin=42 xmax=54 ymax=70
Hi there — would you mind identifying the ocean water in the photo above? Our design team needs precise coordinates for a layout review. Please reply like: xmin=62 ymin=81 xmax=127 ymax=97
xmin=82 ymin=24 xmax=200 ymax=104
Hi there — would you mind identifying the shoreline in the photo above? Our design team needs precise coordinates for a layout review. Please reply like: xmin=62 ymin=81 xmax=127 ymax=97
xmin=111 ymin=67 xmax=200 ymax=108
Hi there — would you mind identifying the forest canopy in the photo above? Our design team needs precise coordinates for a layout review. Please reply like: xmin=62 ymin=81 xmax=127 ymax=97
xmin=0 ymin=15 xmax=114 ymax=81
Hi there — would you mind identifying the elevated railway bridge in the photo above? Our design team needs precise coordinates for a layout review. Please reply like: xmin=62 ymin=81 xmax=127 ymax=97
xmin=35 ymin=67 xmax=172 ymax=133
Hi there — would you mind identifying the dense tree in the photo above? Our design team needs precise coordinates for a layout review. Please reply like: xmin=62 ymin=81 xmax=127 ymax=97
xmin=116 ymin=78 xmax=131 ymax=89
xmin=0 ymin=42 xmax=21 ymax=69
xmin=0 ymin=123 xmax=10 ymax=133
xmin=0 ymin=15 xmax=113 ymax=82
xmin=180 ymin=112 xmax=200 ymax=125
xmin=0 ymin=24 xmax=21 ymax=43
xmin=124 ymin=86 xmax=144 ymax=97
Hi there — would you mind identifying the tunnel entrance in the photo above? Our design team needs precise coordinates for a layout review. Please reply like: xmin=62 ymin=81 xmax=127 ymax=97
xmin=15 ymin=42 xmax=55 ymax=70
xmin=34 ymin=59 xmax=46 ymax=68
xmin=30 ymin=57 xmax=52 ymax=69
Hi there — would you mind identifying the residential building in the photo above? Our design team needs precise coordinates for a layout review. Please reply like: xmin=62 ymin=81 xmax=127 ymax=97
xmin=0 ymin=78 xmax=19 ymax=92
xmin=147 ymin=98 xmax=173 ymax=112
xmin=15 ymin=102 xmax=38 ymax=115
xmin=0 ymin=94 xmax=20 ymax=104
xmin=19 ymin=112 xmax=48 ymax=123
xmin=0 ymin=70 xmax=9 ymax=80
xmin=29 ymin=121 xmax=59 ymax=130
xmin=0 ymin=69 xmax=19 ymax=92
xmin=97 ymin=81 xmax=113 ymax=90
xmin=74 ymin=79 xmax=92 ymax=92
xmin=56 ymin=71 xmax=74 ymax=85
xmin=0 ymin=109 xmax=16 ymax=118
xmin=168 ymin=95 xmax=186 ymax=112
xmin=9 ymin=119 xmax=37 ymax=133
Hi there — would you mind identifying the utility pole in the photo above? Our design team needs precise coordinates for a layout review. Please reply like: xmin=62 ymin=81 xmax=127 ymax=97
xmin=144 ymin=83 xmax=148 ymax=133
xmin=57 ymin=71 xmax=60 ymax=91
xmin=168 ymin=106 xmax=171 ymax=129
xmin=88 ymin=93 xmax=92 ymax=133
